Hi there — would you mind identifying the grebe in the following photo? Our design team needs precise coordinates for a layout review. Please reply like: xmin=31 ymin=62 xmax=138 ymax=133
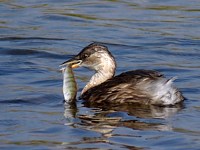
xmin=61 ymin=43 xmax=184 ymax=105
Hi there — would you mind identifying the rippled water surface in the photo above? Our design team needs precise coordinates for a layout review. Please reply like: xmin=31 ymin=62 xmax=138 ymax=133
xmin=0 ymin=0 xmax=200 ymax=149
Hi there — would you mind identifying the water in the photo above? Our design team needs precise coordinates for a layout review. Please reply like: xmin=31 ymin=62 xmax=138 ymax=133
xmin=0 ymin=0 xmax=200 ymax=149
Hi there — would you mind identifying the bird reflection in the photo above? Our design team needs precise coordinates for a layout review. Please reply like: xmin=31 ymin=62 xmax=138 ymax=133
xmin=64 ymin=100 xmax=183 ymax=132
xmin=62 ymin=101 xmax=183 ymax=149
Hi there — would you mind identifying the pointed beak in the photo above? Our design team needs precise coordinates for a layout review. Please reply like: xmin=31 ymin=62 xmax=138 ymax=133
xmin=60 ymin=57 xmax=82 ymax=69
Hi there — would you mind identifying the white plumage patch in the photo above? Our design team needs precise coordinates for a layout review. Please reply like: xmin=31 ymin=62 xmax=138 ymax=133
xmin=142 ymin=77 xmax=181 ymax=105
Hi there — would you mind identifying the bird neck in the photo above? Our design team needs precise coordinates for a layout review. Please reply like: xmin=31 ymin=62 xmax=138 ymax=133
xmin=81 ymin=68 xmax=115 ymax=95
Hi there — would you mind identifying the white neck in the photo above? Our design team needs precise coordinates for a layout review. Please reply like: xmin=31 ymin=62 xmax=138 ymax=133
xmin=81 ymin=70 xmax=114 ymax=95
xmin=81 ymin=54 xmax=116 ymax=95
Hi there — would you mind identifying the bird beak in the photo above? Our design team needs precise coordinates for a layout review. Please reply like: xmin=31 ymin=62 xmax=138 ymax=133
xmin=60 ymin=57 xmax=82 ymax=69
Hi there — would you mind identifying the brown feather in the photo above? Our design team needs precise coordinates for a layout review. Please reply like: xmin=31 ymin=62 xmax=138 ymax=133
xmin=81 ymin=69 xmax=165 ymax=104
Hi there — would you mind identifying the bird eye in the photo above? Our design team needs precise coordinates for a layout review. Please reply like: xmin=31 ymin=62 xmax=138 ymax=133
xmin=83 ymin=54 xmax=89 ymax=58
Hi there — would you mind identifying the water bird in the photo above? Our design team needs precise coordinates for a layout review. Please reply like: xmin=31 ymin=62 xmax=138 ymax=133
xmin=61 ymin=43 xmax=184 ymax=106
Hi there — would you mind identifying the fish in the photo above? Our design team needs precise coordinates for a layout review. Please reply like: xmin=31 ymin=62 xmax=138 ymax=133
xmin=61 ymin=65 xmax=77 ymax=103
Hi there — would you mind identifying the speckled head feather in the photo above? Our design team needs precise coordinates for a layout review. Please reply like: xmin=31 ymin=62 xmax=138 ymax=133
xmin=73 ymin=43 xmax=116 ymax=73
xmin=75 ymin=42 xmax=114 ymax=61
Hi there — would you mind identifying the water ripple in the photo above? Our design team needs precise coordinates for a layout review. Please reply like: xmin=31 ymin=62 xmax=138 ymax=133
xmin=0 ymin=0 xmax=200 ymax=149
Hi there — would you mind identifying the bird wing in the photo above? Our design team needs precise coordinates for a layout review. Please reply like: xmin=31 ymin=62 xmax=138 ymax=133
xmin=81 ymin=69 xmax=164 ymax=104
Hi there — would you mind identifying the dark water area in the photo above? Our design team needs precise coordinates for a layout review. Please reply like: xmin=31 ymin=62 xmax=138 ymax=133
xmin=0 ymin=0 xmax=200 ymax=149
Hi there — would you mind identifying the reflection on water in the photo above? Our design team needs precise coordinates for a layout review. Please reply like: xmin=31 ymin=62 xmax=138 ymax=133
xmin=1 ymin=0 xmax=200 ymax=149
xmin=63 ymin=101 xmax=183 ymax=148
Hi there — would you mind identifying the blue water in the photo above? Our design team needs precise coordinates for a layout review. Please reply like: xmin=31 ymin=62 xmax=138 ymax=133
xmin=0 ymin=1 xmax=200 ymax=149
